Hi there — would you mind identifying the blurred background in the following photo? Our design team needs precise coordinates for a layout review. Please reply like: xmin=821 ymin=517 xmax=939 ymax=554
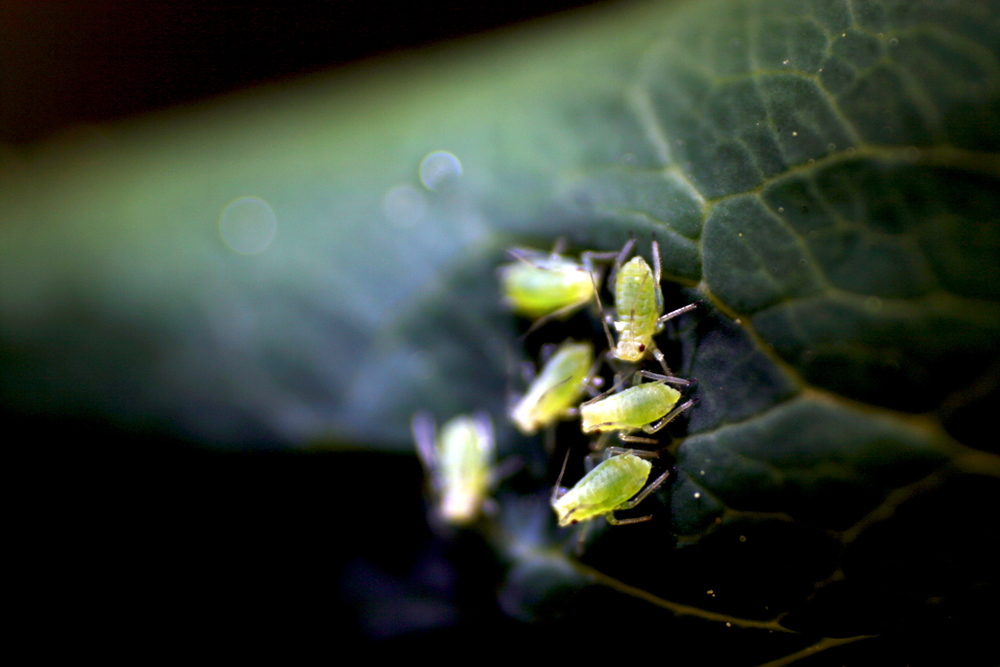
xmin=2 ymin=0 xmax=613 ymax=647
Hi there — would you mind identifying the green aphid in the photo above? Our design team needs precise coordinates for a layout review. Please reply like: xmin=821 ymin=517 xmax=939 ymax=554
xmin=551 ymin=449 xmax=669 ymax=527
xmin=412 ymin=412 xmax=495 ymax=526
xmin=596 ymin=237 xmax=697 ymax=375
xmin=510 ymin=340 xmax=599 ymax=435
xmin=499 ymin=241 xmax=618 ymax=332
xmin=580 ymin=371 xmax=693 ymax=446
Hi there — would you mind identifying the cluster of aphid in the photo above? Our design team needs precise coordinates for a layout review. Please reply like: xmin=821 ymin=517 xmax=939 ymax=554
xmin=413 ymin=236 xmax=697 ymax=543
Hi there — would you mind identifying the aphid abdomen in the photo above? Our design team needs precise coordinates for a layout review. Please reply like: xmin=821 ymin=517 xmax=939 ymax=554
xmin=511 ymin=341 xmax=594 ymax=434
xmin=580 ymin=382 xmax=681 ymax=434
xmin=499 ymin=257 xmax=594 ymax=318
xmin=614 ymin=257 xmax=661 ymax=361
xmin=437 ymin=415 xmax=493 ymax=525
xmin=553 ymin=454 xmax=651 ymax=526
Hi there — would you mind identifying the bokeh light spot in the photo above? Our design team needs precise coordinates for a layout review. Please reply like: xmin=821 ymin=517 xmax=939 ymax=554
xmin=219 ymin=196 xmax=277 ymax=254
xmin=419 ymin=151 xmax=462 ymax=191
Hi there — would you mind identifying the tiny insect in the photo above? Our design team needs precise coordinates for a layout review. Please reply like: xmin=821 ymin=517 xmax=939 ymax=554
xmin=579 ymin=371 xmax=693 ymax=446
xmin=509 ymin=340 xmax=600 ymax=435
xmin=498 ymin=240 xmax=618 ymax=333
xmin=551 ymin=448 xmax=670 ymax=528
xmin=412 ymin=411 xmax=495 ymax=526
xmin=596 ymin=236 xmax=697 ymax=375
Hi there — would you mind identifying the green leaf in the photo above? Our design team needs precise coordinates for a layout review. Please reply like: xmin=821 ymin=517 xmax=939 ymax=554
xmin=2 ymin=0 xmax=999 ymax=660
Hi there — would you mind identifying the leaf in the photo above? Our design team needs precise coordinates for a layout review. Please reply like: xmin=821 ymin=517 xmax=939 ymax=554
xmin=1 ymin=0 xmax=999 ymax=661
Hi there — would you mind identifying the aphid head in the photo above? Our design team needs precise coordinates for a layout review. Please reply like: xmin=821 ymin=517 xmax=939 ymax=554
xmin=616 ymin=339 xmax=646 ymax=362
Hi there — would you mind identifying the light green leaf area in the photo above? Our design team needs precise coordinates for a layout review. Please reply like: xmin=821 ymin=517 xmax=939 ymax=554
xmin=2 ymin=0 xmax=999 ymax=656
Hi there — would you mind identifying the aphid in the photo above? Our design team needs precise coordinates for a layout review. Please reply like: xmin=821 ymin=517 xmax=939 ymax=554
xmin=498 ymin=241 xmax=618 ymax=332
xmin=509 ymin=340 xmax=599 ymax=435
xmin=596 ymin=237 xmax=697 ymax=375
xmin=551 ymin=448 xmax=670 ymax=527
xmin=412 ymin=412 xmax=495 ymax=526
xmin=580 ymin=371 xmax=693 ymax=446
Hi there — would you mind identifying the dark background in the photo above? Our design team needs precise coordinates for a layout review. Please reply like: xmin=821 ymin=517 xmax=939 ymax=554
xmin=1 ymin=0 xmax=610 ymax=144
xmin=3 ymin=0 xmax=610 ymax=650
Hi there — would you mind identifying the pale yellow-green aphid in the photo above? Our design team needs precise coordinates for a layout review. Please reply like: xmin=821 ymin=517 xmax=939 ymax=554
xmin=498 ymin=241 xmax=618 ymax=333
xmin=412 ymin=412 xmax=494 ymax=526
xmin=551 ymin=449 xmax=669 ymax=527
xmin=580 ymin=371 xmax=693 ymax=446
xmin=596 ymin=237 xmax=697 ymax=375
xmin=509 ymin=340 xmax=598 ymax=435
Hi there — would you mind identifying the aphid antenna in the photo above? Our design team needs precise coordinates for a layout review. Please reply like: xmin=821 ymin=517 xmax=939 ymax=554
xmin=549 ymin=236 xmax=568 ymax=258
xmin=579 ymin=370 xmax=632 ymax=408
xmin=607 ymin=233 xmax=637 ymax=289
xmin=551 ymin=446 xmax=574 ymax=505
xmin=505 ymin=246 xmax=545 ymax=267
xmin=651 ymin=233 xmax=662 ymax=285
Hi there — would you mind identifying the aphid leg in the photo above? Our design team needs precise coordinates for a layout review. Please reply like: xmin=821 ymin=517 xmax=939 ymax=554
xmin=650 ymin=344 xmax=674 ymax=377
xmin=411 ymin=411 xmax=443 ymax=495
xmin=491 ymin=455 xmax=524 ymax=486
xmin=605 ymin=511 xmax=653 ymax=526
xmin=618 ymin=432 xmax=659 ymax=445
xmin=574 ymin=520 xmax=594 ymax=555
xmin=616 ymin=469 xmax=671 ymax=511
xmin=588 ymin=266 xmax=617 ymax=353
xmin=472 ymin=412 xmax=496 ymax=458
xmin=543 ymin=423 xmax=557 ymax=455
xmin=582 ymin=356 xmax=606 ymax=397
xmin=637 ymin=370 xmax=692 ymax=387
xmin=641 ymin=399 xmax=696 ymax=435
xmin=656 ymin=302 xmax=699 ymax=326
xmin=589 ymin=432 xmax=612 ymax=451
xmin=412 ymin=411 xmax=438 ymax=472
xmin=538 ymin=342 xmax=558 ymax=365
xmin=521 ymin=300 xmax=591 ymax=338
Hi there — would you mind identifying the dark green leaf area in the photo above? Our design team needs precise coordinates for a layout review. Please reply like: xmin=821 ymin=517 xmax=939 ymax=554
xmin=702 ymin=195 xmax=825 ymax=313
xmin=669 ymin=471 xmax=725 ymax=535
xmin=675 ymin=398 xmax=948 ymax=532
xmin=702 ymin=157 xmax=1000 ymax=416
xmin=683 ymin=305 xmax=798 ymax=434
xmin=498 ymin=553 xmax=595 ymax=624
xmin=654 ymin=519 xmax=840 ymax=621
xmin=562 ymin=170 xmax=704 ymax=281
xmin=782 ymin=474 xmax=1000 ymax=637
xmin=753 ymin=296 xmax=1000 ymax=415
xmin=556 ymin=96 xmax=667 ymax=170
